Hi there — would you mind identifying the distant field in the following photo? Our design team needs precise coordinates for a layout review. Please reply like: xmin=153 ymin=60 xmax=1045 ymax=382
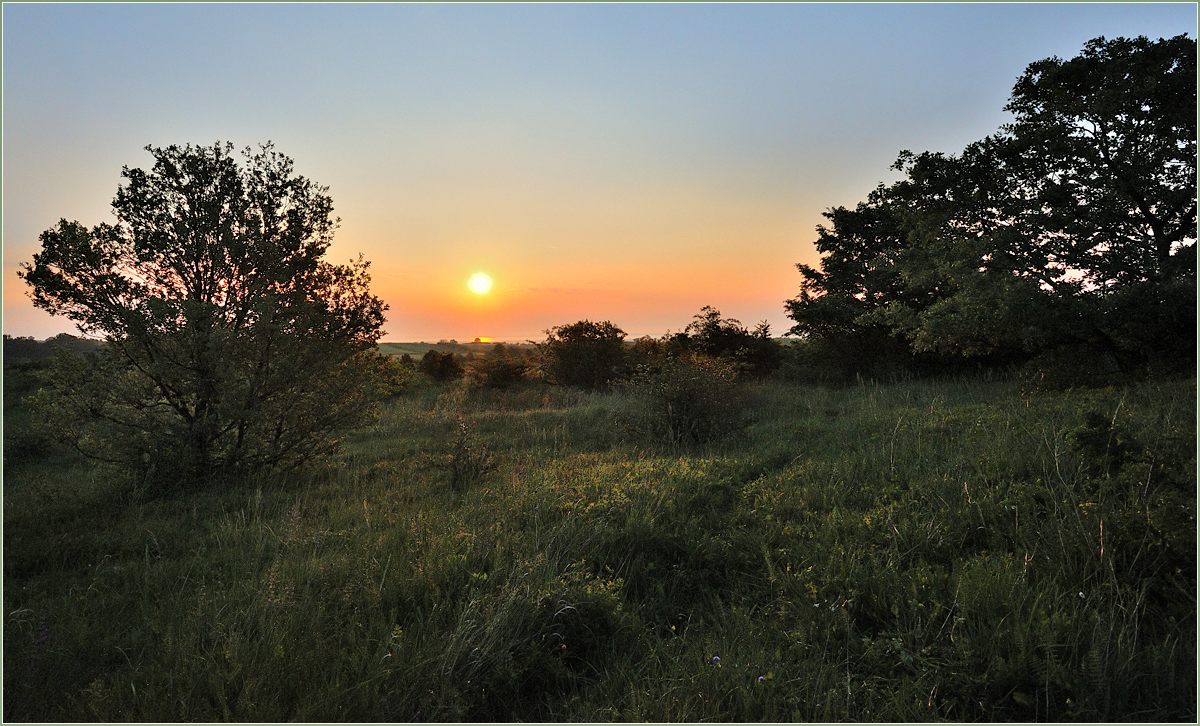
xmin=3 ymin=372 xmax=1195 ymax=721
xmin=376 ymin=339 xmax=791 ymax=358
xmin=378 ymin=340 xmax=537 ymax=358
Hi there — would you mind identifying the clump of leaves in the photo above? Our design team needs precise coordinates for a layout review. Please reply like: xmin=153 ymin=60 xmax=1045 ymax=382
xmin=1018 ymin=345 xmax=1126 ymax=391
xmin=448 ymin=417 xmax=496 ymax=492
xmin=1070 ymin=407 xmax=1141 ymax=478
xmin=667 ymin=306 xmax=781 ymax=377
xmin=538 ymin=320 xmax=628 ymax=389
xmin=468 ymin=344 xmax=530 ymax=389
xmin=379 ymin=355 xmax=420 ymax=397
xmin=618 ymin=353 xmax=747 ymax=448
xmin=420 ymin=350 xmax=465 ymax=382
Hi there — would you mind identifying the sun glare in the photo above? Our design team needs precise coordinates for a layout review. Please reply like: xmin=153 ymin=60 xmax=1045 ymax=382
xmin=467 ymin=271 xmax=494 ymax=295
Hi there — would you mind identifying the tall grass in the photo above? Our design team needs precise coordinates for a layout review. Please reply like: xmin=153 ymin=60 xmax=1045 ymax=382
xmin=4 ymin=375 xmax=1194 ymax=721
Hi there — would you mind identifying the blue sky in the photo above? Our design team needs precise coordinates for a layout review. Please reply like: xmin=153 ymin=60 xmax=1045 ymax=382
xmin=4 ymin=3 xmax=1195 ymax=341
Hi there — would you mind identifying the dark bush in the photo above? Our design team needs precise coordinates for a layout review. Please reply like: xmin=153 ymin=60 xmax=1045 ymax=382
xmin=420 ymin=350 xmax=464 ymax=381
xmin=775 ymin=336 xmax=919 ymax=384
xmin=380 ymin=356 xmax=419 ymax=396
xmin=618 ymin=353 xmax=747 ymax=447
xmin=625 ymin=335 xmax=666 ymax=370
xmin=539 ymin=320 xmax=627 ymax=389
xmin=669 ymin=306 xmax=780 ymax=377
xmin=1018 ymin=345 xmax=1125 ymax=390
xmin=468 ymin=344 xmax=530 ymax=389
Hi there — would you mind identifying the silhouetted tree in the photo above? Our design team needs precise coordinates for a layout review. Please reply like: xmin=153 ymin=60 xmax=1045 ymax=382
xmin=672 ymin=307 xmax=781 ymax=377
xmin=540 ymin=320 xmax=627 ymax=389
xmin=468 ymin=343 xmax=529 ymax=388
xmin=786 ymin=35 xmax=1196 ymax=375
xmin=419 ymin=350 xmax=464 ymax=381
xmin=20 ymin=142 xmax=388 ymax=485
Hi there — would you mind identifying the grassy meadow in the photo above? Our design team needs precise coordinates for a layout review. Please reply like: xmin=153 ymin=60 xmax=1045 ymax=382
xmin=3 ymin=362 xmax=1196 ymax=721
xmin=378 ymin=340 xmax=536 ymax=359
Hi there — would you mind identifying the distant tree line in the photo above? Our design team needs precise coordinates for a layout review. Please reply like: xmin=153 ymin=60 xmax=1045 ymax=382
xmin=385 ymin=307 xmax=782 ymax=393
xmin=784 ymin=35 xmax=1196 ymax=381
xmin=3 ymin=333 xmax=104 ymax=361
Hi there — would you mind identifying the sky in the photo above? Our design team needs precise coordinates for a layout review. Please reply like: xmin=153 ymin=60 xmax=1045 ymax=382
xmin=3 ymin=3 xmax=1195 ymax=343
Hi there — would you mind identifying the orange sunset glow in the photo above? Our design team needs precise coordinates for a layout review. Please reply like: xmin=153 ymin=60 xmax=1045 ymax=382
xmin=3 ymin=4 xmax=1193 ymax=345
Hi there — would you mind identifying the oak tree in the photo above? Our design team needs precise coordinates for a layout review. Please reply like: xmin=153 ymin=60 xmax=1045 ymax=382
xmin=21 ymin=142 xmax=389 ymax=485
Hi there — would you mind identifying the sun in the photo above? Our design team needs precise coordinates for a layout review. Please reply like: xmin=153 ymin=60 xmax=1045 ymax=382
xmin=467 ymin=271 xmax=494 ymax=295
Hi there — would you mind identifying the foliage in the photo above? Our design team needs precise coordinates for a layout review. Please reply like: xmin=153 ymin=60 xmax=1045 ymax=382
xmin=1016 ymin=344 xmax=1125 ymax=391
xmin=1001 ymin=34 xmax=1196 ymax=289
xmin=3 ymin=333 xmax=104 ymax=362
xmin=786 ymin=35 xmax=1196 ymax=375
xmin=447 ymin=416 xmax=496 ymax=493
xmin=379 ymin=355 xmax=420 ymax=396
xmin=670 ymin=306 xmax=781 ymax=377
xmin=468 ymin=344 xmax=531 ymax=389
xmin=618 ymin=353 xmax=747 ymax=447
xmin=18 ymin=142 xmax=387 ymax=485
xmin=539 ymin=320 xmax=628 ymax=389
xmin=626 ymin=335 xmax=667 ymax=369
xmin=419 ymin=350 xmax=465 ymax=381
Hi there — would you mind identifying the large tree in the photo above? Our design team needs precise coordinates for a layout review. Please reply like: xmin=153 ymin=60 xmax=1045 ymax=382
xmin=1001 ymin=34 xmax=1196 ymax=288
xmin=787 ymin=35 xmax=1196 ymax=371
xmin=21 ymin=142 xmax=389 ymax=484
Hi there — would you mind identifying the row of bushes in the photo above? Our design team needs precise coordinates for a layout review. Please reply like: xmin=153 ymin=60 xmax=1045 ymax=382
xmin=386 ymin=311 xmax=1155 ymax=401
xmin=386 ymin=307 xmax=781 ymax=391
xmin=393 ymin=345 xmax=748 ymax=451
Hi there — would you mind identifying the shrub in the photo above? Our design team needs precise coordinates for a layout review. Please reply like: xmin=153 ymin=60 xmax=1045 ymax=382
xmin=669 ymin=306 xmax=781 ymax=377
xmin=447 ymin=417 xmax=496 ymax=492
xmin=380 ymin=355 xmax=420 ymax=396
xmin=420 ymin=350 xmax=464 ymax=382
xmin=775 ymin=336 xmax=919 ymax=384
xmin=1018 ymin=345 xmax=1125 ymax=390
xmin=618 ymin=353 xmax=747 ymax=447
xmin=468 ymin=344 xmax=529 ymax=389
xmin=539 ymin=320 xmax=627 ymax=389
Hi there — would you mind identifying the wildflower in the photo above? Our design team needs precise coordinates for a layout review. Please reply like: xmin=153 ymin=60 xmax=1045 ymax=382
xmin=711 ymin=655 xmax=721 ymax=665
xmin=757 ymin=675 xmax=766 ymax=683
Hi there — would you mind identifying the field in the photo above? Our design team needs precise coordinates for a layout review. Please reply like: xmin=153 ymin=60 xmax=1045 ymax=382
xmin=378 ymin=340 xmax=537 ymax=359
xmin=3 ymin=368 xmax=1196 ymax=721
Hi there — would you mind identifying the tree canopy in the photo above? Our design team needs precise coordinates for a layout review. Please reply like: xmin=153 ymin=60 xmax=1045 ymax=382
xmin=540 ymin=320 xmax=628 ymax=389
xmin=20 ymin=142 xmax=389 ymax=485
xmin=786 ymin=35 xmax=1196 ymax=374
xmin=669 ymin=306 xmax=781 ymax=377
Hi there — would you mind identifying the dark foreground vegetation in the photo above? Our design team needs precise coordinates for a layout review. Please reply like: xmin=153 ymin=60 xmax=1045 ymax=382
xmin=4 ymin=346 xmax=1195 ymax=720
